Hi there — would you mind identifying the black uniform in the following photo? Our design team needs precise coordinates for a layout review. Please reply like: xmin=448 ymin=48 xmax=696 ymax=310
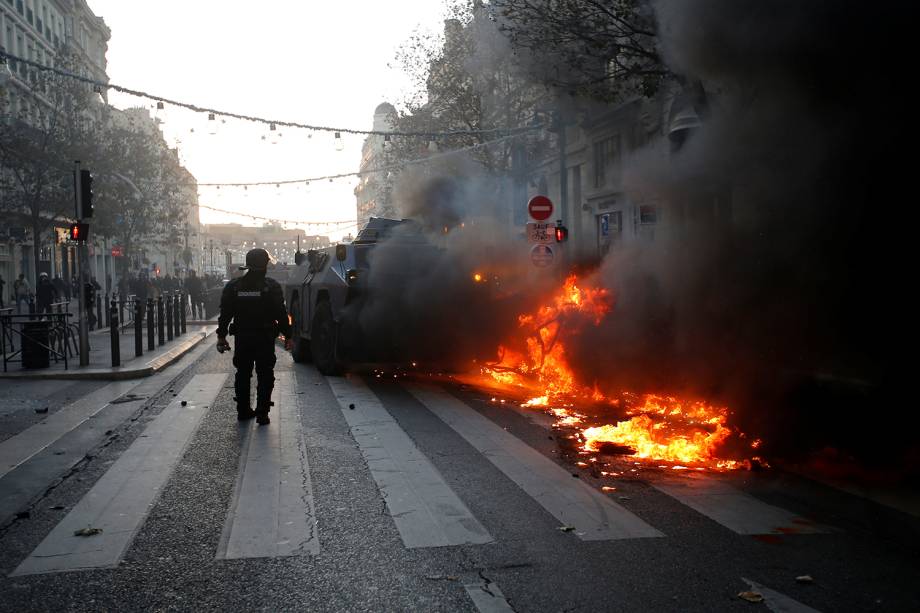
xmin=217 ymin=271 xmax=290 ymax=416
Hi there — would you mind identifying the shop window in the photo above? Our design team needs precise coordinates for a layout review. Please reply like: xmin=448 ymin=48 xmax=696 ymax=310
xmin=639 ymin=204 xmax=658 ymax=224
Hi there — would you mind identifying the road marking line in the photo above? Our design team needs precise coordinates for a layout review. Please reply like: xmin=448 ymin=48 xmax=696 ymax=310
xmin=652 ymin=475 xmax=832 ymax=535
xmin=462 ymin=573 xmax=515 ymax=613
xmin=406 ymin=383 xmax=663 ymax=541
xmin=327 ymin=375 xmax=493 ymax=549
xmin=217 ymin=371 xmax=319 ymax=559
xmin=0 ymin=380 xmax=141 ymax=480
xmin=742 ymin=577 xmax=822 ymax=612
xmin=11 ymin=373 xmax=227 ymax=576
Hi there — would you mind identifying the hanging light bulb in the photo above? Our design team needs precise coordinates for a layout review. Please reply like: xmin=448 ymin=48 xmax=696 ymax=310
xmin=154 ymin=101 xmax=165 ymax=123
xmin=270 ymin=123 xmax=279 ymax=145
xmin=335 ymin=132 xmax=344 ymax=151
xmin=208 ymin=113 xmax=218 ymax=135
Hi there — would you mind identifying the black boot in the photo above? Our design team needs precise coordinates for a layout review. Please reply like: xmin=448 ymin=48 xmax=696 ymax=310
xmin=255 ymin=401 xmax=273 ymax=425
xmin=235 ymin=397 xmax=255 ymax=421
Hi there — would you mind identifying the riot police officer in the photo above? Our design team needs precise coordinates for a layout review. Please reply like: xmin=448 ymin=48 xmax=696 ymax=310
xmin=216 ymin=249 xmax=292 ymax=424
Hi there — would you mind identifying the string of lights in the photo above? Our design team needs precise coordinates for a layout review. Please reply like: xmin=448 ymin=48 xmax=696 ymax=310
xmin=194 ymin=131 xmax=529 ymax=187
xmin=197 ymin=203 xmax=356 ymax=227
xmin=0 ymin=50 xmax=542 ymax=139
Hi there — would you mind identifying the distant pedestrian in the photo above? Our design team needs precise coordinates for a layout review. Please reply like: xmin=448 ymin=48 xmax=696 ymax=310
xmin=52 ymin=275 xmax=67 ymax=302
xmin=13 ymin=274 xmax=31 ymax=314
xmin=35 ymin=273 xmax=58 ymax=316
xmin=84 ymin=281 xmax=97 ymax=329
xmin=186 ymin=270 xmax=203 ymax=318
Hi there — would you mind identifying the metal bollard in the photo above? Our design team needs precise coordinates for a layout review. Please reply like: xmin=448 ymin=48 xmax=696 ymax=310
xmin=157 ymin=296 xmax=165 ymax=346
xmin=173 ymin=293 xmax=181 ymax=337
xmin=110 ymin=299 xmax=120 ymax=367
xmin=147 ymin=298 xmax=155 ymax=351
xmin=29 ymin=295 xmax=35 ymax=315
xmin=134 ymin=300 xmax=143 ymax=357
xmin=180 ymin=293 xmax=187 ymax=334
xmin=104 ymin=293 xmax=111 ymax=327
xmin=166 ymin=295 xmax=174 ymax=341
xmin=96 ymin=294 xmax=103 ymax=330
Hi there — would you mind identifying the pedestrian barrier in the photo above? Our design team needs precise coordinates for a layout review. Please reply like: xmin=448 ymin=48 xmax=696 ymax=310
xmin=109 ymin=299 xmax=120 ymax=367
xmin=166 ymin=295 xmax=174 ymax=342
xmin=157 ymin=296 xmax=166 ymax=346
xmin=134 ymin=300 xmax=143 ymax=358
xmin=147 ymin=298 xmax=155 ymax=351
xmin=0 ymin=311 xmax=71 ymax=372
xmin=2 ymin=290 xmax=200 ymax=372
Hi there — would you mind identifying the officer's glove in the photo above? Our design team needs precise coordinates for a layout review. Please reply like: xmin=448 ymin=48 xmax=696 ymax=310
xmin=216 ymin=336 xmax=231 ymax=354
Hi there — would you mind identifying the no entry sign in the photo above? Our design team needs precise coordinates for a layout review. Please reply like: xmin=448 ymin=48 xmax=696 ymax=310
xmin=530 ymin=244 xmax=554 ymax=267
xmin=528 ymin=195 xmax=554 ymax=221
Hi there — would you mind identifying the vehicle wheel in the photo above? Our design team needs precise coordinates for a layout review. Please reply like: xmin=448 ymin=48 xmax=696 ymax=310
xmin=290 ymin=299 xmax=311 ymax=363
xmin=310 ymin=300 xmax=343 ymax=375
xmin=292 ymin=332 xmax=311 ymax=363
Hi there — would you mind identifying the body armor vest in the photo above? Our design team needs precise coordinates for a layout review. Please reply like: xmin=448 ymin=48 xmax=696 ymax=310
xmin=232 ymin=277 xmax=274 ymax=333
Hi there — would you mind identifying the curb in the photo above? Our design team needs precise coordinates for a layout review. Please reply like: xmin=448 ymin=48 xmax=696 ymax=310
xmin=0 ymin=328 xmax=216 ymax=381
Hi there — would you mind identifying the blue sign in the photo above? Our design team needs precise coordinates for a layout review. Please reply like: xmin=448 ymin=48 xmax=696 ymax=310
xmin=600 ymin=214 xmax=610 ymax=237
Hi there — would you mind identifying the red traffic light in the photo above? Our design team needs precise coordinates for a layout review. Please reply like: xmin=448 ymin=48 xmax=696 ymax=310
xmin=69 ymin=223 xmax=89 ymax=243
xmin=554 ymin=225 xmax=568 ymax=242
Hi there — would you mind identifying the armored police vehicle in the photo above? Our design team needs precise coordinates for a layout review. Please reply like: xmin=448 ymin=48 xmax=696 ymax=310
xmin=282 ymin=217 xmax=434 ymax=374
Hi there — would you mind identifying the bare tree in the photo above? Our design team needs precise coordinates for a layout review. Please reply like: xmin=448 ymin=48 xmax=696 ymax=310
xmin=0 ymin=56 xmax=102 ymax=284
xmin=489 ymin=0 xmax=667 ymax=101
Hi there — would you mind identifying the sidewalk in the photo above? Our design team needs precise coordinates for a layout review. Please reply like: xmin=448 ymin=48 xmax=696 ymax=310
xmin=0 ymin=322 xmax=217 ymax=381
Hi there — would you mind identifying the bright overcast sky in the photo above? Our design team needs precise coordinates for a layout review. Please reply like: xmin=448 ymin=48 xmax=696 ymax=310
xmin=87 ymin=0 xmax=448 ymax=239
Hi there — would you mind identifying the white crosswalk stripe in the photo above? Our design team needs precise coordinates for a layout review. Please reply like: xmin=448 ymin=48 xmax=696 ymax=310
xmin=5 ymin=364 xmax=846 ymax=580
xmin=328 ymin=375 xmax=493 ymax=548
xmin=405 ymin=382 xmax=664 ymax=541
xmin=217 ymin=371 xmax=319 ymax=559
xmin=12 ymin=373 xmax=227 ymax=576
xmin=652 ymin=475 xmax=832 ymax=535
xmin=0 ymin=379 xmax=141 ymax=480
xmin=507 ymin=393 xmax=833 ymax=537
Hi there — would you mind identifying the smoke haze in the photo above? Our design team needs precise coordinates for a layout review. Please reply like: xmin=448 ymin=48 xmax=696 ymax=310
xmin=364 ymin=1 xmax=916 ymax=469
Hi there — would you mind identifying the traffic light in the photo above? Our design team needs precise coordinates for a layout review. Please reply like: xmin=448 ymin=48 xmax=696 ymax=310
xmin=554 ymin=224 xmax=569 ymax=242
xmin=79 ymin=169 xmax=94 ymax=218
xmin=69 ymin=222 xmax=89 ymax=243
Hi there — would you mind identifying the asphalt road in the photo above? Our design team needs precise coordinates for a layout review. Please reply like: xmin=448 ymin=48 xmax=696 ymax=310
xmin=0 ymin=345 xmax=917 ymax=612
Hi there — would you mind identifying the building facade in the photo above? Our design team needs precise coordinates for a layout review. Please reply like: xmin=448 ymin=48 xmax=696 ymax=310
xmin=199 ymin=223 xmax=329 ymax=276
xmin=0 ymin=0 xmax=110 ymax=297
xmin=354 ymin=102 xmax=398 ymax=227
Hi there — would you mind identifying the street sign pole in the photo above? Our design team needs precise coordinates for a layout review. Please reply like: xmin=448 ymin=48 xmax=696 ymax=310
xmin=74 ymin=160 xmax=89 ymax=366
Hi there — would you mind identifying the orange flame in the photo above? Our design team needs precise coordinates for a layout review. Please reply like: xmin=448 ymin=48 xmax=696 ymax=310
xmin=481 ymin=274 xmax=756 ymax=470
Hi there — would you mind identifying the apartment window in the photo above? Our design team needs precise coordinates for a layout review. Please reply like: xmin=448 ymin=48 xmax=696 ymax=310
xmin=639 ymin=204 xmax=658 ymax=224
xmin=593 ymin=135 xmax=622 ymax=188
xmin=16 ymin=0 xmax=23 ymax=15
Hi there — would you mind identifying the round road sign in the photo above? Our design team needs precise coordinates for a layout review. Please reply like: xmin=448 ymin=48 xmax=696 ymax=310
xmin=530 ymin=244 xmax=554 ymax=267
xmin=528 ymin=195 xmax=554 ymax=221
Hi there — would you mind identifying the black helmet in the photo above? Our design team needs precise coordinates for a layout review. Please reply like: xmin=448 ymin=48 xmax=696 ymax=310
xmin=241 ymin=248 xmax=271 ymax=271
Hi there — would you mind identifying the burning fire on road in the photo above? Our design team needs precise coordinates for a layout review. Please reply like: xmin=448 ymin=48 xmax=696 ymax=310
xmin=473 ymin=274 xmax=762 ymax=471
